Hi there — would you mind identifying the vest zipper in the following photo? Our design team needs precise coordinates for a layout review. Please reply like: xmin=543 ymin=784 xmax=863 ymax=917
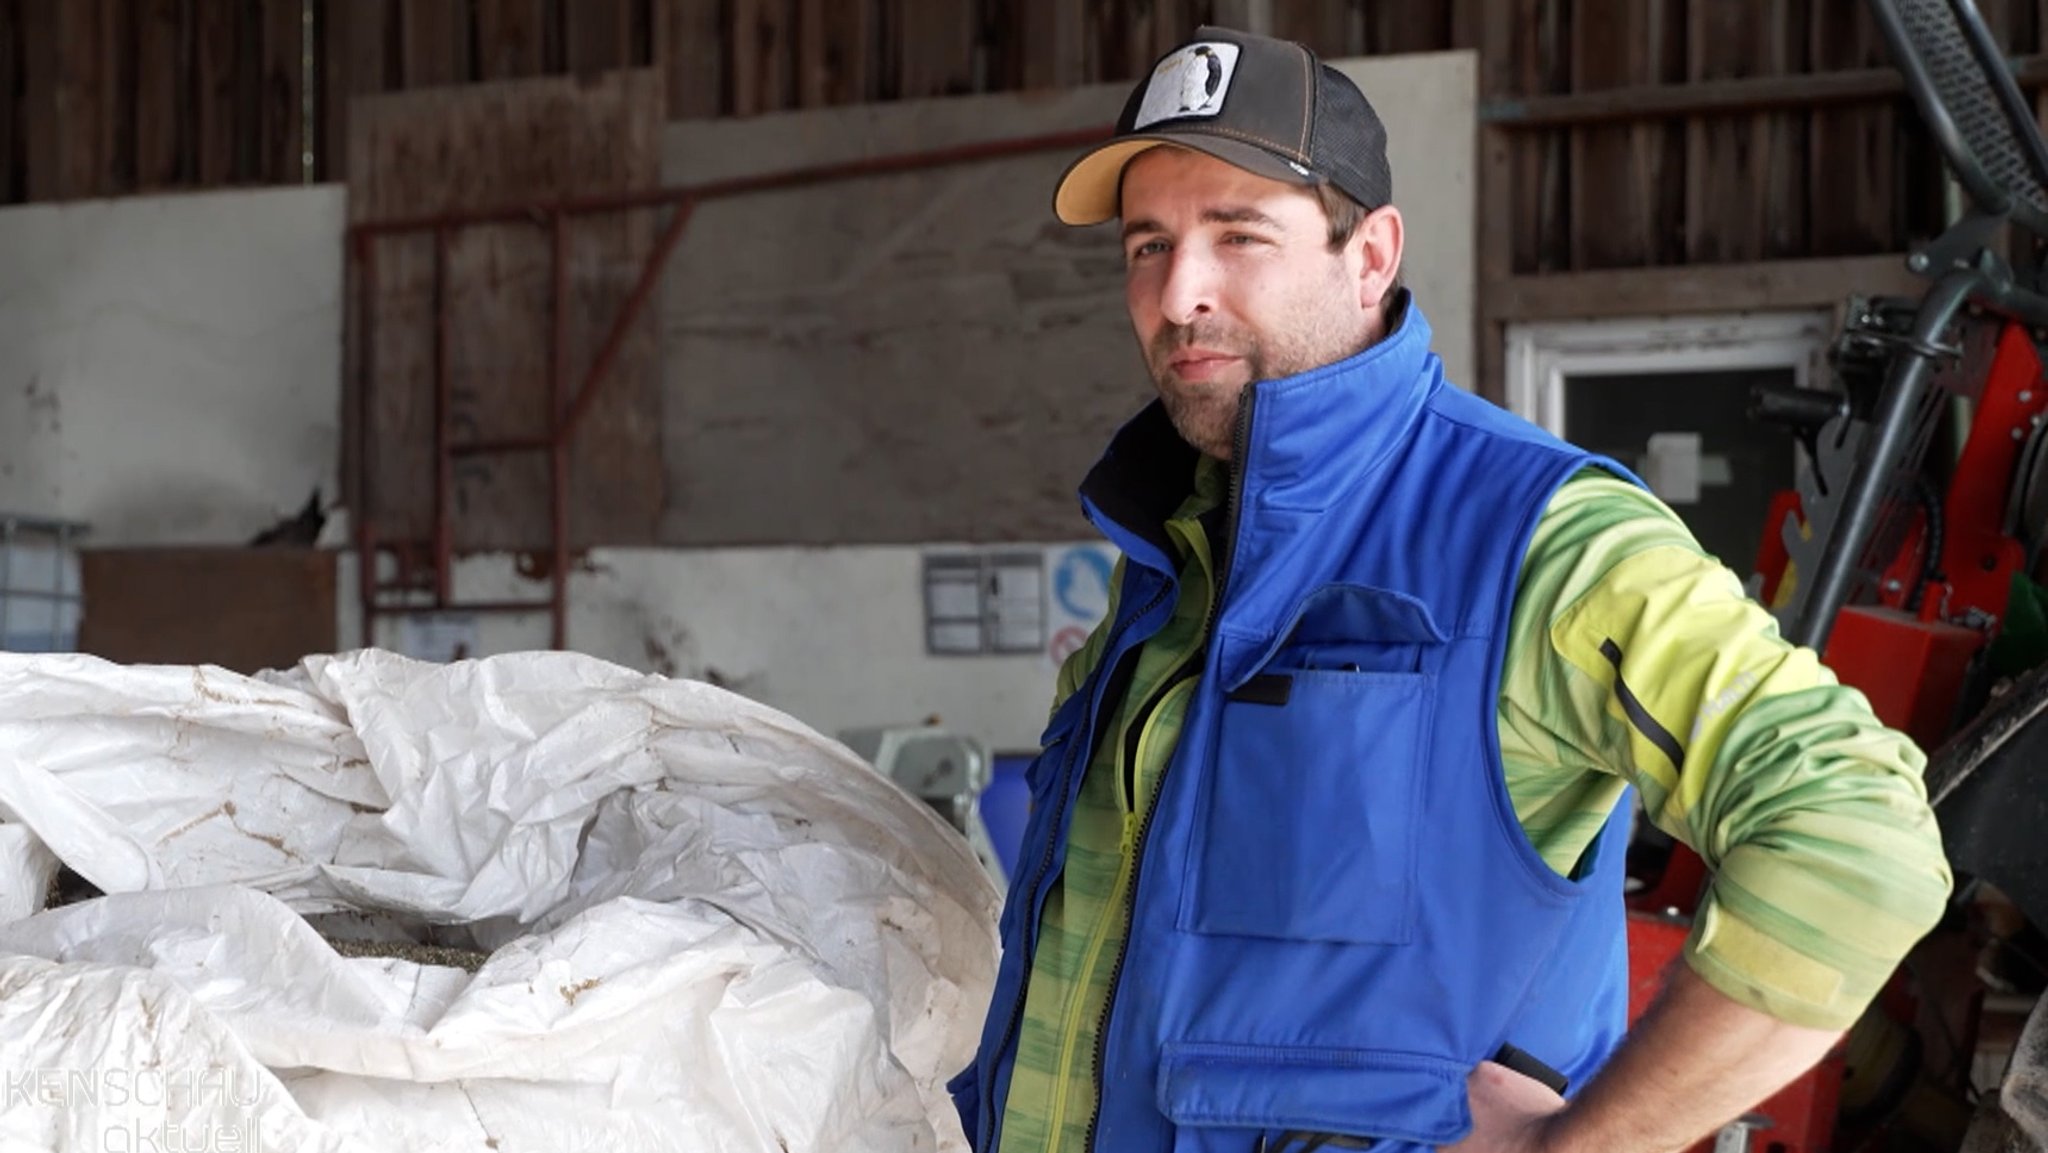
xmin=980 ymin=576 xmax=1173 ymax=1151
xmin=1083 ymin=386 xmax=1257 ymax=1152
xmin=1210 ymin=386 xmax=1253 ymax=631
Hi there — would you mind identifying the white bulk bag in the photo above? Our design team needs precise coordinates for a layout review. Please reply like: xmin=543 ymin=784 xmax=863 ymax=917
xmin=0 ymin=650 xmax=1001 ymax=1153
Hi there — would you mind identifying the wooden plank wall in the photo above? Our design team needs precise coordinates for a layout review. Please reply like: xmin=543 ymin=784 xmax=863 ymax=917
xmin=0 ymin=0 xmax=2041 ymax=269
xmin=10 ymin=0 xmax=304 ymax=202
xmin=349 ymin=71 xmax=666 ymax=553
xmin=1686 ymin=0 xmax=1805 ymax=263
xmin=1495 ymin=0 xmax=2038 ymax=274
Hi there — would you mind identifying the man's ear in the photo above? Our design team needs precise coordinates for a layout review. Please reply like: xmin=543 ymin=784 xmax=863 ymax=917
xmin=1354 ymin=205 xmax=1404 ymax=311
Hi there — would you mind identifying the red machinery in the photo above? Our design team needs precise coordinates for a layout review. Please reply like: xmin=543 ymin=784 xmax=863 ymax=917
xmin=1618 ymin=2 xmax=2048 ymax=1149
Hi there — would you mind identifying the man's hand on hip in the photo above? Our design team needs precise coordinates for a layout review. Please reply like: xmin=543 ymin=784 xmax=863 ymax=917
xmin=1449 ymin=963 xmax=1842 ymax=1153
xmin=1441 ymin=1059 xmax=1566 ymax=1153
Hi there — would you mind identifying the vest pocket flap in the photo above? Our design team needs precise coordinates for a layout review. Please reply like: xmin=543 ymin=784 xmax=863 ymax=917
xmin=1157 ymin=1042 xmax=1471 ymax=1147
xmin=1226 ymin=584 xmax=1448 ymax=690
xmin=1284 ymin=584 xmax=1447 ymax=646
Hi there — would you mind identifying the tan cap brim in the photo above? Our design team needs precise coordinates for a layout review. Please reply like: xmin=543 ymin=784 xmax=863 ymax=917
xmin=1051 ymin=132 xmax=1320 ymax=226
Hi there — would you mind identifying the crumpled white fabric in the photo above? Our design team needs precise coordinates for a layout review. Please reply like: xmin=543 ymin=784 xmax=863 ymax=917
xmin=0 ymin=649 xmax=1001 ymax=1153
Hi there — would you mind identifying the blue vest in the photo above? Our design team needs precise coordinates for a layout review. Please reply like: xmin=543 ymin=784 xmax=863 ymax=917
xmin=953 ymin=300 xmax=1637 ymax=1152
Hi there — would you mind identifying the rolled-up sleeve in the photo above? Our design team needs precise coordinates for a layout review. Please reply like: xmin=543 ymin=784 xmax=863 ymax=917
xmin=1505 ymin=473 xmax=1953 ymax=1030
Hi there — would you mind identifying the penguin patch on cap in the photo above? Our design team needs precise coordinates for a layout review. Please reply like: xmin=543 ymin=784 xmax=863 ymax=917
xmin=1132 ymin=42 xmax=1240 ymax=129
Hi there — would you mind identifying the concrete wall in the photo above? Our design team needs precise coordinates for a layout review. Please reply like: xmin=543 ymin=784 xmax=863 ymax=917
xmin=0 ymin=61 xmax=1476 ymax=752
xmin=0 ymin=187 xmax=346 ymax=545
xmin=659 ymin=50 xmax=1477 ymax=546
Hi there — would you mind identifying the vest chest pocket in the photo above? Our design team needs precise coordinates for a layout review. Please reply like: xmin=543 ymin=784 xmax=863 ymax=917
xmin=1181 ymin=585 xmax=1444 ymax=945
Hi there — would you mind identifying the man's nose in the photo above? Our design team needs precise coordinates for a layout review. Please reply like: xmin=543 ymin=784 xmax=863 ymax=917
xmin=1158 ymin=249 xmax=1218 ymax=326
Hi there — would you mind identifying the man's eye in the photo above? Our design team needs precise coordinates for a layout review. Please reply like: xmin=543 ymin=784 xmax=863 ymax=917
xmin=1129 ymin=239 xmax=1168 ymax=260
xmin=1223 ymin=232 xmax=1262 ymax=246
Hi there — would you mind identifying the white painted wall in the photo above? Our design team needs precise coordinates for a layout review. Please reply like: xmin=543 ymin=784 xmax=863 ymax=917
xmin=0 ymin=187 xmax=346 ymax=544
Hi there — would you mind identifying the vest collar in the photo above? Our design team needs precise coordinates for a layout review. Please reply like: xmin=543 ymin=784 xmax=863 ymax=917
xmin=1233 ymin=292 xmax=1437 ymax=515
xmin=1080 ymin=294 xmax=1440 ymax=569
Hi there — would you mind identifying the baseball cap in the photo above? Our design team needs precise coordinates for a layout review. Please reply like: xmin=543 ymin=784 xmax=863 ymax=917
xmin=1053 ymin=26 xmax=1393 ymax=226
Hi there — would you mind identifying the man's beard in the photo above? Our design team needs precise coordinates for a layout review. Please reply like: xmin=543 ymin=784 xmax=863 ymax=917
xmin=1146 ymin=308 xmax=1368 ymax=459
xmin=1147 ymin=320 xmax=1263 ymax=459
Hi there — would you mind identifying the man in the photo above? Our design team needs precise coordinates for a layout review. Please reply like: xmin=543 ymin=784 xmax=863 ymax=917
xmin=950 ymin=25 xmax=1953 ymax=1153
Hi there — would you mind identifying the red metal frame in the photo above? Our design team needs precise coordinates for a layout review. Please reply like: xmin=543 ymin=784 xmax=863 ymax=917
xmin=1928 ymin=321 xmax=2047 ymax=621
xmin=1722 ymin=316 xmax=2048 ymax=1151
xmin=348 ymin=125 xmax=1112 ymax=650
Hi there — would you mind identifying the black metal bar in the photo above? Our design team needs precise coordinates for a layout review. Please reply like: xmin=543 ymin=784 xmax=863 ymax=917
xmin=1980 ymin=277 xmax=2048 ymax=330
xmin=1789 ymin=268 xmax=1982 ymax=652
xmin=1870 ymin=0 xmax=2032 ymax=229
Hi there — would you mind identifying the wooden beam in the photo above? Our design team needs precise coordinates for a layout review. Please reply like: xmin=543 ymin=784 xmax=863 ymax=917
xmin=1508 ymin=0 xmax=1569 ymax=276
xmin=398 ymin=0 xmax=468 ymax=88
xmin=1570 ymin=0 xmax=1668 ymax=270
xmin=731 ymin=0 xmax=795 ymax=114
xmin=826 ymin=0 xmax=875 ymax=104
xmin=1122 ymin=0 xmax=1159 ymax=78
xmin=318 ymin=0 xmax=390 ymax=183
xmin=796 ymin=0 xmax=824 ymax=105
xmin=20 ymin=0 xmax=56 ymax=201
xmin=896 ymin=0 xmax=975 ymax=97
xmin=1488 ymin=254 xmax=1923 ymax=322
xmin=1149 ymin=0 xmax=1191 ymax=60
xmin=1647 ymin=0 xmax=1686 ymax=265
xmin=1272 ymin=0 xmax=1354 ymax=58
xmin=0 ymin=0 xmax=18 ymax=201
xmin=1810 ymin=0 xmax=1895 ymax=256
xmin=1211 ymin=0 xmax=1272 ymax=37
xmin=1761 ymin=0 xmax=1809 ymax=260
xmin=1450 ymin=0 xmax=1487 ymax=54
xmin=33 ymin=0 xmax=112 ymax=199
xmin=135 ymin=0 xmax=188 ymax=190
xmin=475 ymin=0 xmax=549 ymax=80
xmin=566 ymin=0 xmax=633 ymax=76
xmin=1476 ymin=0 xmax=1522 ymax=401
xmin=191 ymin=0 xmax=243 ymax=187
xmin=101 ymin=0 xmax=135 ymax=193
xmin=651 ymin=0 xmax=724 ymax=116
xmin=1686 ymin=0 xmax=1806 ymax=264
xmin=1483 ymin=54 xmax=2048 ymax=128
xmin=260 ymin=0 xmax=303 ymax=184
xmin=1020 ymin=0 xmax=1085 ymax=90
xmin=1366 ymin=2 xmax=1450 ymax=55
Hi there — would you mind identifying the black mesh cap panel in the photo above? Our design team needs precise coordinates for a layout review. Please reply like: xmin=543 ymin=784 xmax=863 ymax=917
xmin=1311 ymin=63 xmax=1393 ymax=210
